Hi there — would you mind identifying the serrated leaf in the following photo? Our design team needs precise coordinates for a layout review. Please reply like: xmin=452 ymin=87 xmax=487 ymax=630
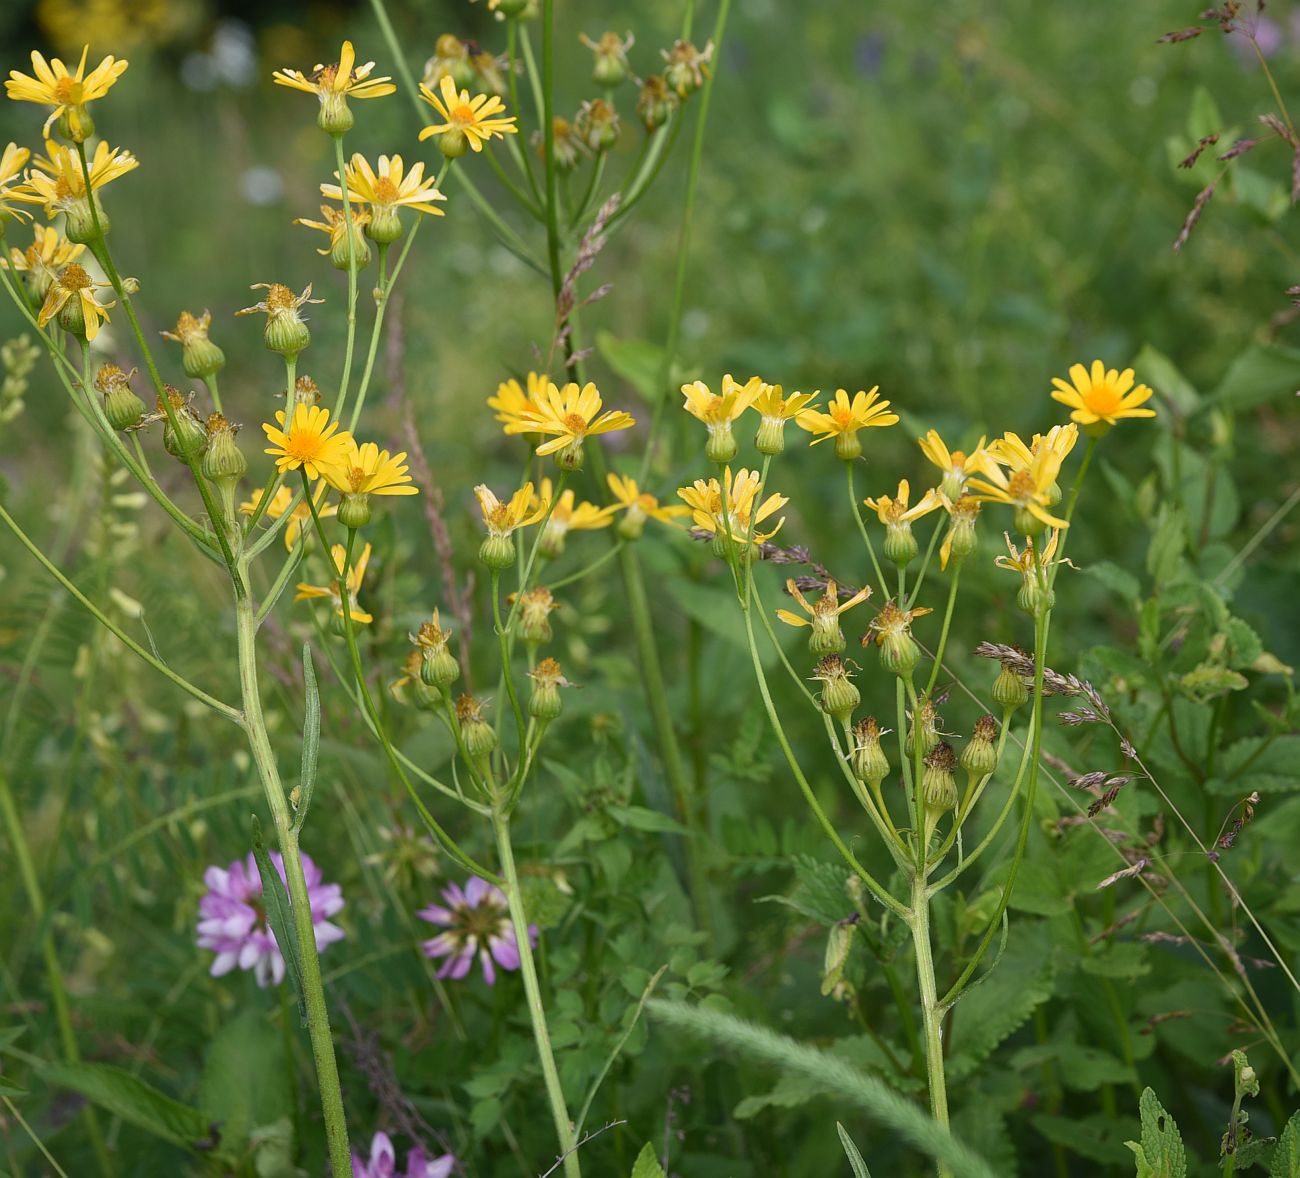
xmin=1125 ymin=1088 xmax=1187 ymax=1178
xmin=251 ymin=817 xmax=307 ymax=1026
xmin=41 ymin=1062 xmax=219 ymax=1156
xmin=838 ymin=1123 xmax=874 ymax=1178
xmin=1271 ymin=1111 xmax=1300 ymax=1178
xmin=631 ymin=1141 xmax=667 ymax=1178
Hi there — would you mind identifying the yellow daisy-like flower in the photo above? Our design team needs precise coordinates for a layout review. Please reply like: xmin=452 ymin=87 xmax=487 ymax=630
xmin=677 ymin=466 xmax=787 ymax=550
xmin=14 ymin=138 xmax=137 ymax=235
xmin=240 ymin=484 xmax=337 ymax=551
xmin=606 ymin=472 xmax=690 ymax=538
xmin=5 ymin=46 xmax=129 ymax=140
xmin=507 ymin=380 xmax=635 ymax=469
xmin=488 ymin=371 xmax=553 ymax=431
xmin=262 ymin=404 xmax=354 ymax=479
xmin=36 ymin=262 xmax=114 ymax=340
xmin=4 ymin=223 xmax=83 ymax=302
xmin=861 ymin=479 xmax=944 ymax=527
xmin=475 ymin=481 xmax=550 ymax=539
xmin=995 ymin=531 xmax=1062 ymax=614
xmin=319 ymin=440 xmax=419 ymax=496
xmin=682 ymin=373 xmax=765 ymax=462
xmin=417 ymin=75 xmax=518 ymax=155
xmin=776 ymin=578 xmax=871 ymax=656
xmin=1049 ymin=360 xmax=1156 ymax=434
xmin=295 ymin=542 xmax=375 ymax=625
xmin=988 ymin=424 xmax=1079 ymax=473
xmin=537 ymin=478 xmax=615 ymax=557
xmin=321 ymin=153 xmax=446 ymax=237
xmin=272 ymin=41 xmax=395 ymax=132
xmin=751 ymin=383 xmax=819 ymax=455
xmin=796 ymin=386 xmax=899 ymax=460
xmin=0 ymin=143 xmax=32 ymax=224
xmin=918 ymin=429 xmax=996 ymax=500
xmin=966 ymin=445 xmax=1069 ymax=531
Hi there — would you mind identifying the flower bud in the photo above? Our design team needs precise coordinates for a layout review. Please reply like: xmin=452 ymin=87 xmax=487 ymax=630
xmin=399 ymin=652 xmax=442 ymax=710
xmin=337 ymin=492 xmax=372 ymax=530
xmin=201 ymin=413 xmax=247 ymax=483
xmin=960 ymin=714 xmax=999 ymax=778
xmin=57 ymin=104 xmax=94 ymax=143
xmin=515 ymin=586 xmax=557 ymax=646
xmin=162 ymin=310 xmax=225 ymax=380
xmin=367 ymin=205 xmax=403 ymax=244
xmin=479 ymin=533 xmax=516 ymax=570
xmin=528 ymin=657 xmax=570 ymax=721
xmin=1013 ymin=506 xmax=1046 ymax=539
xmin=883 ymin=522 xmax=919 ymax=567
xmin=850 ymin=717 xmax=890 ymax=786
xmin=662 ymin=39 xmax=712 ymax=98
xmin=991 ymin=664 xmax=1029 ymax=712
xmin=921 ymin=742 xmax=958 ymax=813
xmin=704 ymin=420 xmax=738 ymax=463
xmin=813 ymin=655 xmax=859 ymax=724
xmin=456 ymin=695 xmax=497 ymax=762
xmin=96 ymin=364 xmax=144 ymax=431
xmin=436 ymin=127 xmax=470 ymax=159
xmin=158 ymin=389 xmax=208 ymax=463
xmin=317 ymin=90 xmax=354 ymax=135
xmin=755 ymin=415 xmax=787 ymax=456
xmin=583 ymin=31 xmax=633 ymax=88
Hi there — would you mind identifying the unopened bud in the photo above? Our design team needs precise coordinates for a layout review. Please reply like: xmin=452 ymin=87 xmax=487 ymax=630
xmin=337 ymin=492 xmax=372 ymax=530
xmin=456 ymin=695 xmax=497 ymax=762
xmin=908 ymin=696 xmax=942 ymax=758
xmin=704 ymin=420 xmax=738 ymax=463
xmin=821 ymin=919 xmax=856 ymax=997
xmin=992 ymin=664 xmax=1029 ymax=712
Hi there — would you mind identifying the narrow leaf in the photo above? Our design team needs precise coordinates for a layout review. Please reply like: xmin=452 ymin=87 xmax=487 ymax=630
xmin=292 ymin=643 xmax=320 ymax=834
xmin=251 ymin=816 xmax=307 ymax=1026
xmin=838 ymin=1123 xmax=874 ymax=1177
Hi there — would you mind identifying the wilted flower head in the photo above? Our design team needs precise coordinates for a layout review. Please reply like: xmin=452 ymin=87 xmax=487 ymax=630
xmin=418 ymin=877 xmax=535 ymax=985
xmin=273 ymin=40 xmax=395 ymax=132
xmin=196 ymin=851 xmax=344 ymax=988
xmin=776 ymin=578 xmax=870 ymax=655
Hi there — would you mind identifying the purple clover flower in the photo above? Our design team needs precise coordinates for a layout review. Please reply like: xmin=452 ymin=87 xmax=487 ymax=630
xmin=418 ymin=876 xmax=534 ymax=985
xmin=352 ymin=1131 xmax=454 ymax=1178
xmin=196 ymin=851 xmax=344 ymax=987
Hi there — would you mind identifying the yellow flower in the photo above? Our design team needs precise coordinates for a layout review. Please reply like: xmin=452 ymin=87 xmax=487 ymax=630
xmin=861 ymin=479 xmax=945 ymax=527
xmin=776 ymin=578 xmax=871 ymax=656
xmin=796 ymin=387 xmax=898 ymax=459
xmin=677 ymin=466 xmax=787 ymax=549
xmin=321 ymin=153 xmax=446 ymax=222
xmin=240 ymin=484 xmax=337 ymax=551
xmin=14 ymin=139 xmax=137 ymax=237
xmin=417 ymin=75 xmax=518 ymax=154
xmin=751 ymin=384 xmax=819 ymax=455
xmin=988 ymin=424 xmax=1078 ymax=473
xmin=938 ymin=493 xmax=981 ymax=570
xmin=36 ymin=262 xmax=114 ymax=340
xmin=0 ymin=143 xmax=32 ymax=224
xmin=606 ymin=472 xmax=690 ymax=537
xmin=475 ymin=481 xmax=549 ymax=539
xmin=918 ymin=429 xmax=996 ymax=499
xmin=507 ymin=380 xmax=635 ymax=469
xmin=995 ymin=531 xmax=1062 ymax=614
xmin=537 ymin=478 xmax=615 ymax=557
xmin=319 ymin=440 xmax=419 ymax=496
xmin=4 ymin=46 xmax=129 ymax=139
xmin=682 ymin=373 xmax=765 ymax=462
xmin=488 ymin=371 xmax=552 ymax=430
xmin=295 ymin=542 xmax=375 ymax=625
xmin=262 ymin=404 xmax=354 ymax=479
xmin=4 ymin=223 xmax=83 ymax=302
xmin=273 ymin=41 xmax=395 ymax=132
xmin=966 ymin=444 xmax=1069 ymax=531
xmin=1050 ymin=360 xmax=1156 ymax=434
xmin=295 ymin=204 xmax=371 ymax=252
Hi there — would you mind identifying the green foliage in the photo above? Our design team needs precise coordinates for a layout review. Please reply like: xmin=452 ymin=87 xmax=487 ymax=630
xmin=1125 ymin=1089 xmax=1187 ymax=1178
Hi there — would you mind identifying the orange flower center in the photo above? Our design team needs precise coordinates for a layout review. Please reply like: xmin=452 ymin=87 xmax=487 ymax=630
xmin=451 ymin=103 xmax=476 ymax=125
xmin=1084 ymin=382 xmax=1122 ymax=416
xmin=60 ymin=264 xmax=92 ymax=291
xmin=830 ymin=405 xmax=853 ymax=428
xmin=563 ymin=412 xmax=588 ymax=435
xmin=1006 ymin=470 xmax=1036 ymax=505
xmin=266 ymin=284 xmax=296 ymax=312
xmin=286 ymin=427 xmax=328 ymax=463
xmin=373 ymin=176 xmax=400 ymax=204
xmin=52 ymin=78 xmax=83 ymax=105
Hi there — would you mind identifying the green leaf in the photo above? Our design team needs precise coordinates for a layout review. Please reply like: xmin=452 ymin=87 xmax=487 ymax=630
xmin=292 ymin=643 xmax=320 ymax=833
xmin=1271 ymin=1111 xmax=1300 ymax=1177
xmin=1147 ymin=506 xmax=1188 ymax=588
xmin=1125 ymin=1088 xmax=1187 ymax=1178
xmin=249 ymin=1118 xmax=302 ymax=1178
xmin=41 ymin=1062 xmax=219 ymax=1156
xmin=606 ymin=804 xmax=691 ymax=836
xmin=0 ymin=1076 xmax=26 ymax=1097
xmin=1188 ymin=86 xmax=1223 ymax=144
xmin=1210 ymin=342 xmax=1300 ymax=411
xmin=199 ymin=1011 xmax=291 ymax=1159
xmin=735 ymin=1071 xmax=825 ymax=1119
xmin=1084 ymin=560 xmax=1142 ymax=608
xmin=1034 ymin=1113 xmax=1137 ymax=1166
xmin=838 ymin=1123 xmax=874 ymax=1178
xmin=251 ymin=817 xmax=307 ymax=1027
xmin=631 ymin=1141 xmax=667 ymax=1178
xmin=1134 ymin=345 xmax=1201 ymax=415
xmin=597 ymin=331 xmax=668 ymax=403
xmin=663 ymin=577 xmax=776 ymax=665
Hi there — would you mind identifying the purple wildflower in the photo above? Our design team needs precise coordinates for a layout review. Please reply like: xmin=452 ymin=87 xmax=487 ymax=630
xmin=196 ymin=851 xmax=344 ymax=987
xmin=418 ymin=876 xmax=534 ymax=985
xmin=352 ymin=1131 xmax=454 ymax=1178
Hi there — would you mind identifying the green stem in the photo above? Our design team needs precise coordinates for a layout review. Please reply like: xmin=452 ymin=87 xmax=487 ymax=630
xmin=846 ymin=463 xmax=889 ymax=597
xmin=541 ymin=0 xmax=562 ymax=300
xmin=910 ymin=873 xmax=951 ymax=1177
xmin=205 ymin=370 xmax=223 ymax=414
xmin=492 ymin=570 xmax=528 ymax=756
xmin=491 ymin=807 xmax=581 ymax=1178
xmin=924 ymin=564 xmax=961 ymax=698
xmin=330 ymin=133 xmax=361 ymax=421
xmin=544 ymin=541 xmax=623 ymax=591
xmin=906 ymin=519 xmax=943 ymax=608
xmin=233 ymin=564 xmax=351 ymax=1177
